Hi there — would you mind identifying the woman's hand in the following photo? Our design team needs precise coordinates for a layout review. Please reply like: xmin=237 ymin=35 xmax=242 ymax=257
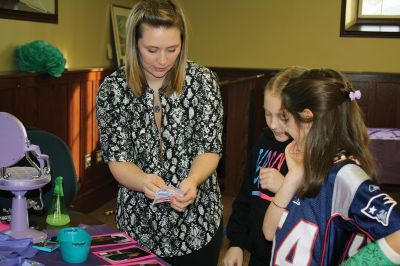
xmin=259 ymin=167 xmax=284 ymax=193
xmin=223 ymin=247 xmax=243 ymax=266
xmin=142 ymin=173 xmax=166 ymax=200
xmin=171 ymin=177 xmax=197 ymax=212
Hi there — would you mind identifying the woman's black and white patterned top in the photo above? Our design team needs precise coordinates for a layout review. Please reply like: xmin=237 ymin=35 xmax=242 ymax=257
xmin=96 ymin=61 xmax=223 ymax=257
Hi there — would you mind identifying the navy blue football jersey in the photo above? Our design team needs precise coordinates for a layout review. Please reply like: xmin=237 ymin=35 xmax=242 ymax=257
xmin=271 ymin=161 xmax=400 ymax=266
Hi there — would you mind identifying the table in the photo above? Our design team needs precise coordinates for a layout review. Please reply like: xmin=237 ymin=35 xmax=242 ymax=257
xmin=32 ymin=224 xmax=169 ymax=265
xmin=29 ymin=214 xmax=171 ymax=265
xmin=368 ymin=128 xmax=400 ymax=185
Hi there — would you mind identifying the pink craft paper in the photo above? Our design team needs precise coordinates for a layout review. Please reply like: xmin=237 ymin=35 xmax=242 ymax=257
xmin=90 ymin=232 xmax=136 ymax=248
xmin=0 ymin=223 xmax=10 ymax=232
xmin=117 ymin=258 xmax=167 ymax=265
xmin=93 ymin=244 xmax=156 ymax=265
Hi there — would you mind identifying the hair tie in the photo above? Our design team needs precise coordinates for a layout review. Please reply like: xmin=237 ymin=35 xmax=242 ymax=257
xmin=349 ymin=90 xmax=361 ymax=101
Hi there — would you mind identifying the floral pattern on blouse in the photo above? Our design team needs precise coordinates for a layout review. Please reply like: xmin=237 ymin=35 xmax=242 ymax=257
xmin=96 ymin=61 xmax=223 ymax=257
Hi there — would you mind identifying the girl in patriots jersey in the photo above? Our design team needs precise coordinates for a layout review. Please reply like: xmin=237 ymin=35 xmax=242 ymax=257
xmin=223 ymin=67 xmax=307 ymax=266
xmin=263 ymin=69 xmax=400 ymax=265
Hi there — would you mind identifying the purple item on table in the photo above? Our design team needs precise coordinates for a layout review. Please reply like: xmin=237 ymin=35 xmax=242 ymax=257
xmin=368 ymin=128 xmax=400 ymax=140
xmin=368 ymin=128 xmax=400 ymax=185
xmin=0 ymin=232 xmax=40 ymax=265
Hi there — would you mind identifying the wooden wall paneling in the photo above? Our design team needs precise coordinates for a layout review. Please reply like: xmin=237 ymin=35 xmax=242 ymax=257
xmin=71 ymin=70 xmax=118 ymax=213
xmin=67 ymin=81 xmax=82 ymax=182
xmin=13 ymin=76 xmax=38 ymax=128
xmin=374 ymin=81 xmax=400 ymax=128
xmin=81 ymin=79 xmax=94 ymax=188
xmin=0 ymin=76 xmax=38 ymax=128
xmin=220 ymin=76 xmax=258 ymax=197
xmin=347 ymin=73 xmax=400 ymax=128
xmin=36 ymin=78 xmax=68 ymax=141
xmin=73 ymin=78 xmax=98 ymax=212
xmin=0 ymin=78 xmax=16 ymax=113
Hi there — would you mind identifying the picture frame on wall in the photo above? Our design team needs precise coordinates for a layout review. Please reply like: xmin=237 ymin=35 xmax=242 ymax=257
xmin=111 ymin=5 xmax=131 ymax=66
xmin=0 ymin=0 xmax=58 ymax=23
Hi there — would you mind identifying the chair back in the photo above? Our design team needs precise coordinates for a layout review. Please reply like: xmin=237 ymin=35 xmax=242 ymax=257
xmin=0 ymin=129 xmax=78 ymax=214
xmin=27 ymin=129 xmax=78 ymax=212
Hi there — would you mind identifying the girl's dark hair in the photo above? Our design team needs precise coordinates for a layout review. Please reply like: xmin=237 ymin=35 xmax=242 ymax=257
xmin=281 ymin=69 xmax=377 ymax=197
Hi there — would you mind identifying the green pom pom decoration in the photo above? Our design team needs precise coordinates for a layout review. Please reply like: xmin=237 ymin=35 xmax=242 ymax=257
xmin=15 ymin=40 xmax=66 ymax=77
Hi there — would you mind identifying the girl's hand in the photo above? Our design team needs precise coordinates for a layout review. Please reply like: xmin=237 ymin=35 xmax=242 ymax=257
xmin=285 ymin=141 xmax=303 ymax=170
xmin=223 ymin=247 xmax=243 ymax=266
xmin=259 ymin=167 xmax=284 ymax=193
xmin=171 ymin=177 xmax=197 ymax=212
xmin=285 ymin=141 xmax=304 ymax=183
xmin=142 ymin=173 xmax=166 ymax=200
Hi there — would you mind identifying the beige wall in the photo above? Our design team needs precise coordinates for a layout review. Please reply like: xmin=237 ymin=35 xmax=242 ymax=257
xmin=180 ymin=0 xmax=400 ymax=73
xmin=0 ymin=0 xmax=134 ymax=72
xmin=1 ymin=1 xmax=399 ymax=73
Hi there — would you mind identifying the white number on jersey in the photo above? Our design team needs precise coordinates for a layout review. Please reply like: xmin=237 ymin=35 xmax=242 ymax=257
xmin=274 ymin=220 xmax=318 ymax=266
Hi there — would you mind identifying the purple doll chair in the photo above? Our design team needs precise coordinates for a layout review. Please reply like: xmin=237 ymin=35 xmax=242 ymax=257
xmin=0 ymin=112 xmax=51 ymax=243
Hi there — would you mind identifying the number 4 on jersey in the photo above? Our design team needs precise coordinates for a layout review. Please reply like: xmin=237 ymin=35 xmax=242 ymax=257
xmin=274 ymin=220 xmax=318 ymax=266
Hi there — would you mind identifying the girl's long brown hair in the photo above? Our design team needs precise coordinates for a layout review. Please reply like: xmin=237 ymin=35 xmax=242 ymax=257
xmin=281 ymin=69 xmax=376 ymax=197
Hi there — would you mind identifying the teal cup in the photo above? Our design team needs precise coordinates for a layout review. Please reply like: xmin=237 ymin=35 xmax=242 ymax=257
xmin=57 ymin=227 xmax=92 ymax=263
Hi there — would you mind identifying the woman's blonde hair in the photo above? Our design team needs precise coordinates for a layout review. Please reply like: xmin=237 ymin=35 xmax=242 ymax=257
xmin=125 ymin=0 xmax=188 ymax=96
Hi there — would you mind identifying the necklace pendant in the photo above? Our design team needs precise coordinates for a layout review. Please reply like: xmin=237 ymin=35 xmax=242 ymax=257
xmin=154 ymin=105 xmax=161 ymax=113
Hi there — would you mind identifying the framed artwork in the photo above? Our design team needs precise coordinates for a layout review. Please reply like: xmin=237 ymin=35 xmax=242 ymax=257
xmin=0 ymin=0 xmax=58 ymax=23
xmin=111 ymin=5 xmax=131 ymax=66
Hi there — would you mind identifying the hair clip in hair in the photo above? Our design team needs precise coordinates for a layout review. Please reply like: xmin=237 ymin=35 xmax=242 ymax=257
xmin=349 ymin=90 xmax=361 ymax=101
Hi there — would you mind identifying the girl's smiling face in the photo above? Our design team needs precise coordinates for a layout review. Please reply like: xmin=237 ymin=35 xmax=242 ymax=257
xmin=263 ymin=91 xmax=290 ymax=142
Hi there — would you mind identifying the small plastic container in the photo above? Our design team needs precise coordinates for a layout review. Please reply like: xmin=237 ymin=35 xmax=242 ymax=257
xmin=57 ymin=227 xmax=92 ymax=263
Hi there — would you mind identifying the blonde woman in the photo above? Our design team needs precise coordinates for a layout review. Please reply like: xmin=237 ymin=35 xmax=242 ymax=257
xmin=96 ymin=0 xmax=223 ymax=265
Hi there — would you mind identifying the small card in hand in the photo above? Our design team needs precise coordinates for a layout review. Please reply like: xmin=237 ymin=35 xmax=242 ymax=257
xmin=152 ymin=186 xmax=184 ymax=205
xmin=32 ymin=239 xmax=59 ymax=252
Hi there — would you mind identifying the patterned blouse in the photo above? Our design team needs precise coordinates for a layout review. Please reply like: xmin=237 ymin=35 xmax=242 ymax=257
xmin=96 ymin=61 xmax=223 ymax=257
